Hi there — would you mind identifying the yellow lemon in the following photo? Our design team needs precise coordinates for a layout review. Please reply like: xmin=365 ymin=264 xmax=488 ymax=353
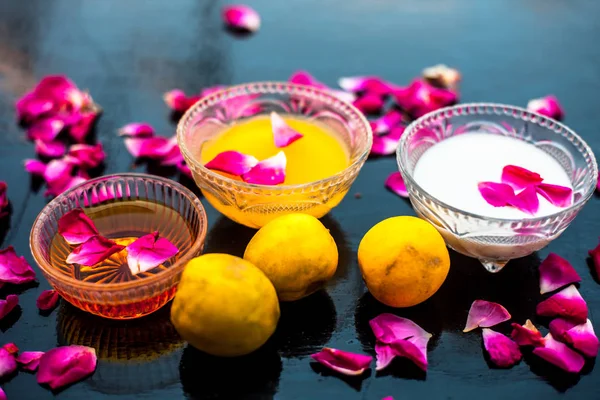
xmin=170 ymin=254 xmax=280 ymax=357
xmin=358 ymin=216 xmax=450 ymax=308
xmin=243 ymin=213 xmax=338 ymax=301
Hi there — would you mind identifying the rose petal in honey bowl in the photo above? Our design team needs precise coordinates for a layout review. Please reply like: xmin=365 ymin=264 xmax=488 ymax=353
xmin=501 ymin=165 xmax=544 ymax=190
xmin=58 ymin=209 xmax=99 ymax=245
xmin=0 ymin=295 xmax=19 ymax=321
xmin=482 ymin=328 xmax=522 ymax=368
xmin=66 ymin=236 xmax=125 ymax=267
xmin=118 ymin=122 xmax=155 ymax=137
xmin=36 ymin=290 xmax=60 ymax=312
xmin=527 ymin=95 xmax=564 ymax=121
xmin=311 ymin=348 xmax=372 ymax=376
xmin=536 ymin=284 xmax=588 ymax=324
xmin=536 ymin=183 xmax=573 ymax=207
xmin=477 ymin=182 xmax=515 ymax=207
xmin=271 ymin=112 xmax=303 ymax=148
xmin=126 ymin=231 xmax=179 ymax=275
xmin=16 ymin=351 xmax=45 ymax=372
xmin=532 ymin=333 xmax=584 ymax=373
xmin=385 ymin=172 xmax=408 ymax=198
xmin=205 ymin=150 xmax=259 ymax=176
xmin=37 ymin=345 xmax=97 ymax=390
xmin=539 ymin=253 xmax=581 ymax=295
xmin=510 ymin=319 xmax=545 ymax=347
xmin=463 ymin=300 xmax=511 ymax=332
xmin=222 ymin=4 xmax=261 ymax=33
xmin=242 ymin=151 xmax=287 ymax=185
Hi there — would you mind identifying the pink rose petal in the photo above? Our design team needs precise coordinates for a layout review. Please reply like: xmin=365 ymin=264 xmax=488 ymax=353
xmin=289 ymin=71 xmax=326 ymax=88
xmin=338 ymin=76 xmax=394 ymax=96
xmin=43 ymin=157 xmax=75 ymax=186
xmin=374 ymin=343 xmax=395 ymax=371
xmin=382 ymin=397 xmax=394 ymax=400
xmin=0 ymin=295 xmax=19 ymax=321
xmin=2 ymin=344 xmax=18 ymax=355
xmin=66 ymin=236 xmax=125 ymax=267
xmin=536 ymin=284 xmax=588 ymax=324
xmin=536 ymin=183 xmax=573 ymax=208
xmin=392 ymin=79 xmax=457 ymax=118
xmin=37 ymin=345 xmax=97 ymax=390
xmin=532 ymin=333 xmax=584 ymax=373
xmin=353 ymin=93 xmax=384 ymax=114
xmin=16 ymin=93 xmax=54 ymax=122
xmin=27 ymin=117 xmax=65 ymax=141
xmin=69 ymin=112 xmax=99 ymax=143
xmin=527 ymin=95 xmax=564 ymax=121
xmin=0 ymin=246 xmax=36 ymax=286
xmin=549 ymin=318 xmax=577 ymax=342
xmin=36 ymin=290 xmax=60 ymax=311
xmin=388 ymin=337 xmax=429 ymax=371
xmin=0 ymin=387 xmax=5 ymax=400
xmin=372 ymin=110 xmax=404 ymax=134
xmin=539 ymin=253 xmax=581 ymax=295
xmin=385 ymin=171 xmax=408 ymax=198
xmin=482 ymin=328 xmax=522 ymax=368
xmin=118 ymin=122 xmax=155 ymax=137
xmin=463 ymin=300 xmax=511 ymax=332
xmin=510 ymin=185 xmax=540 ymax=215
xmin=35 ymin=139 xmax=66 ymax=158
xmin=67 ymin=144 xmax=105 ymax=169
xmin=0 ymin=182 xmax=7 ymax=216
xmin=241 ymin=151 xmax=287 ymax=185
xmin=422 ymin=64 xmax=461 ymax=90
xmin=478 ymin=182 xmax=516 ymax=207
xmin=44 ymin=176 xmax=87 ymax=197
xmin=588 ymin=241 xmax=600 ymax=278
xmin=205 ymin=151 xmax=259 ymax=176
xmin=125 ymin=231 xmax=179 ymax=275
xmin=550 ymin=318 xmax=599 ymax=358
xmin=310 ymin=348 xmax=372 ymax=376
xmin=163 ymin=89 xmax=200 ymax=113
xmin=501 ymin=165 xmax=543 ymax=190
xmin=58 ymin=209 xmax=99 ymax=245
xmin=24 ymin=159 xmax=47 ymax=176
xmin=124 ymin=136 xmax=170 ymax=159
xmin=510 ymin=319 xmax=545 ymax=347
xmin=271 ymin=112 xmax=304 ymax=148
xmin=370 ymin=313 xmax=430 ymax=344
xmin=16 ymin=351 xmax=44 ymax=372
xmin=372 ymin=125 xmax=405 ymax=156
xmin=0 ymin=348 xmax=17 ymax=379
xmin=222 ymin=4 xmax=261 ymax=32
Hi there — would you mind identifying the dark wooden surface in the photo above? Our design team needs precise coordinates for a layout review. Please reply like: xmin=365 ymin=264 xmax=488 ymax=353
xmin=1 ymin=1 xmax=600 ymax=399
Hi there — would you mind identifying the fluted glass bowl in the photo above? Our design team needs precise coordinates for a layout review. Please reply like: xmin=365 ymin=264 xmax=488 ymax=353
xmin=397 ymin=103 xmax=598 ymax=273
xmin=30 ymin=173 xmax=207 ymax=319
xmin=177 ymin=82 xmax=372 ymax=228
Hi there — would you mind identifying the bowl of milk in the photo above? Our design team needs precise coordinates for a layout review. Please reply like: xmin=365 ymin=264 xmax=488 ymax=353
xmin=397 ymin=103 xmax=598 ymax=272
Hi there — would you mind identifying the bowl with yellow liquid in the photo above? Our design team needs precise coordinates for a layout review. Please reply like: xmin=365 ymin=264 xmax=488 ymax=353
xmin=30 ymin=173 xmax=208 ymax=319
xmin=177 ymin=82 xmax=372 ymax=228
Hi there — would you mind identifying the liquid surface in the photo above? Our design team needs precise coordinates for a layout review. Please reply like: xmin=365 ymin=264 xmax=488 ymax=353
xmin=413 ymin=133 xmax=573 ymax=219
xmin=200 ymin=115 xmax=350 ymax=184
xmin=49 ymin=200 xmax=194 ymax=284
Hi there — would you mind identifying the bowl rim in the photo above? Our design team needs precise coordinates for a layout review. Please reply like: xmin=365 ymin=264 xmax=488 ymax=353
xmin=29 ymin=172 xmax=208 ymax=292
xmin=397 ymin=102 xmax=599 ymax=224
xmin=176 ymin=81 xmax=373 ymax=191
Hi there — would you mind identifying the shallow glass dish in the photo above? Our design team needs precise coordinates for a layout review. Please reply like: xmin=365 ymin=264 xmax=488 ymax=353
xmin=177 ymin=81 xmax=372 ymax=229
xmin=397 ymin=103 xmax=598 ymax=273
xmin=30 ymin=173 xmax=207 ymax=319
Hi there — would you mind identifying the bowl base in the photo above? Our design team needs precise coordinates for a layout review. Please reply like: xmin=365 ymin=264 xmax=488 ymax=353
xmin=479 ymin=259 xmax=509 ymax=273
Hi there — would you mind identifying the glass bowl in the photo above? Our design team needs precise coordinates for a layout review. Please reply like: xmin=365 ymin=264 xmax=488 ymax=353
xmin=30 ymin=173 xmax=207 ymax=319
xmin=397 ymin=103 xmax=598 ymax=273
xmin=177 ymin=81 xmax=372 ymax=228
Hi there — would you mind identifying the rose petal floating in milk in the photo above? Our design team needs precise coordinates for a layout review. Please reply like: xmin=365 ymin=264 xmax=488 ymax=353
xmin=205 ymin=150 xmax=259 ymax=176
xmin=222 ymin=4 xmax=261 ymax=32
xmin=532 ymin=333 xmax=584 ymax=373
xmin=271 ymin=112 xmax=304 ymax=148
xmin=463 ymin=300 xmax=511 ymax=332
xmin=501 ymin=165 xmax=544 ymax=191
xmin=392 ymin=79 xmax=457 ymax=118
xmin=511 ymin=185 xmax=540 ymax=215
xmin=372 ymin=109 xmax=404 ymax=134
xmin=510 ymin=320 xmax=545 ymax=347
xmin=0 ymin=246 xmax=36 ymax=285
xmin=535 ymin=183 xmax=573 ymax=207
xmin=549 ymin=318 xmax=599 ymax=358
xmin=0 ymin=348 xmax=17 ymax=379
xmin=58 ymin=209 xmax=99 ymax=245
xmin=2 ymin=344 xmax=18 ymax=355
xmin=37 ymin=345 xmax=97 ymax=390
xmin=527 ymin=95 xmax=564 ymax=121
xmin=422 ymin=64 xmax=462 ymax=90
xmin=385 ymin=171 xmax=408 ymax=198
xmin=66 ymin=236 xmax=125 ymax=267
xmin=242 ymin=151 xmax=287 ymax=185
xmin=338 ymin=76 xmax=395 ymax=96
xmin=125 ymin=231 xmax=179 ymax=275
xmin=27 ymin=117 xmax=65 ymax=141
xmin=0 ymin=295 xmax=19 ymax=321
xmin=118 ymin=122 xmax=155 ymax=137
xmin=538 ymin=253 xmax=581 ymax=295
xmin=310 ymin=348 xmax=372 ymax=376
xmin=371 ymin=125 xmax=405 ymax=156
xmin=536 ymin=284 xmax=588 ymax=324
xmin=36 ymin=290 xmax=60 ymax=311
xmin=34 ymin=139 xmax=66 ymax=158
xmin=67 ymin=144 xmax=105 ymax=169
xmin=16 ymin=351 xmax=45 ymax=372
xmin=482 ymin=328 xmax=522 ymax=368
xmin=477 ymin=182 xmax=516 ymax=207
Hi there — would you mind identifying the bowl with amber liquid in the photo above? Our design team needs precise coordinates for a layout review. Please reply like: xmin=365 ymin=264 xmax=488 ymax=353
xmin=30 ymin=173 xmax=207 ymax=319
xmin=177 ymin=82 xmax=372 ymax=228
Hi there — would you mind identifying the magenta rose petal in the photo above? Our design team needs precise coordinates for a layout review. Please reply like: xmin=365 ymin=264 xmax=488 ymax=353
xmin=536 ymin=183 xmax=573 ymax=208
xmin=563 ymin=319 xmax=599 ymax=358
xmin=37 ymin=345 xmax=97 ymax=390
xmin=0 ymin=348 xmax=17 ymax=379
xmin=536 ymin=285 xmax=588 ymax=323
xmin=35 ymin=139 xmax=67 ymax=158
xmin=527 ymin=95 xmax=564 ymax=121
xmin=372 ymin=125 xmax=405 ymax=156
xmin=43 ymin=158 xmax=75 ymax=186
xmin=0 ymin=295 xmax=19 ymax=321
xmin=388 ymin=337 xmax=430 ymax=371
xmin=392 ymin=79 xmax=457 ymax=118
xmin=478 ymin=182 xmax=516 ymax=207
xmin=385 ymin=172 xmax=408 ymax=198
xmin=67 ymin=144 xmax=105 ymax=169
xmin=205 ymin=151 xmax=259 ymax=176
xmin=27 ymin=117 xmax=65 ymax=141
xmin=36 ymin=290 xmax=60 ymax=312
xmin=45 ymin=176 xmax=87 ymax=197
xmin=510 ymin=320 xmax=545 ymax=347
xmin=24 ymin=159 xmax=47 ymax=176
xmin=163 ymin=90 xmax=200 ymax=113
xmin=124 ymin=136 xmax=170 ymax=159
xmin=222 ymin=4 xmax=261 ymax=32
xmin=310 ymin=348 xmax=372 ymax=376
xmin=118 ymin=123 xmax=155 ymax=137
xmin=2 ymin=344 xmax=18 ymax=355
xmin=482 ymin=328 xmax=522 ymax=368
xmin=538 ymin=253 xmax=581 ymax=295
xmin=374 ymin=343 xmax=395 ymax=371
xmin=288 ymin=71 xmax=326 ymax=88
xmin=509 ymin=185 xmax=540 ymax=215
xmin=125 ymin=231 xmax=179 ymax=275
xmin=370 ymin=313 xmax=431 ymax=343
xmin=0 ymin=183 xmax=7 ymax=217
xmin=532 ymin=333 xmax=584 ymax=373
xmin=271 ymin=112 xmax=303 ymax=148
xmin=549 ymin=318 xmax=577 ymax=342
xmin=68 ymin=112 xmax=99 ymax=143
xmin=16 ymin=351 xmax=44 ymax=372
xmin=66 ymin=236 xmax=125 ymax=267
xmin=372 ymin=110 xmax=403 ymax=134
xmin=501 ymin=165 xmax=544 ymax=190
xmin=0 ymin=246 xmax=36 ymax=285
xmin=338 ymin=76 xmax=394 ymax=96
xmin=353 ymin=94 xmax=384 ymax=114
xmin=16 ymin=93 xmax=54 ymax=123
xmin=463 ymin=300 xmax=511 ymax=332
xmin=588 ymin=242 xmax=600 ymax=278
xmin=242 ymin=151 xmax=287 ymax=185
xmin=58 ymin=209 xmax=99 ymax=245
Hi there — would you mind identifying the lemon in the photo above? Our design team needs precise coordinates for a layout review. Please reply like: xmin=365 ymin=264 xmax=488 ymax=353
xmin=170 ymin=254 xmax=280 ymax=357
xmin=243 ymin=213 xmax=338 ymax=301
xmin=358 ymin=216 xmax=450 ymax=308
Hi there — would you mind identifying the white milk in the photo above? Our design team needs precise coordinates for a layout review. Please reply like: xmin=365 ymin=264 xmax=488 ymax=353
xmin=413 ymin=133 xmax=573 ymax=219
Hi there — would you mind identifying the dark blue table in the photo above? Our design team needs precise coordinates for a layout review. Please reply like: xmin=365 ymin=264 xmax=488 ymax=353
xmin=1 ymin=1 xmax=599 ymax=399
